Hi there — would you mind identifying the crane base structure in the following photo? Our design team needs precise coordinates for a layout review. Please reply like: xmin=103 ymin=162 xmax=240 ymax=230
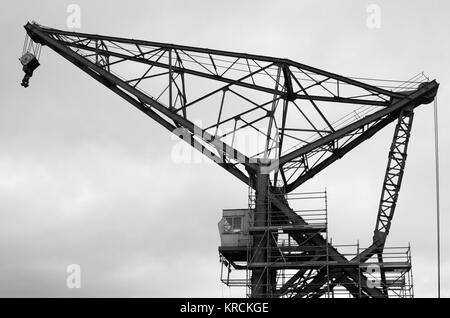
xmin=20 ymin=21 xmax=438 ymax=298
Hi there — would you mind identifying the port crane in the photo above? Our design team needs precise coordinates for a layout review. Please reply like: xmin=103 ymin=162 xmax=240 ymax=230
xmin=20 ymin=22 xmax=438 ymax=298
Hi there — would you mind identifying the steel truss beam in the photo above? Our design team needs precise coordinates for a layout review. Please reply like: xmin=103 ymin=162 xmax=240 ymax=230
xmin=374 ymin=110 xmax=414 ymax=245
xmin=25 ymin=22 xmax=438 ymax=193
xmin=372 ymin=110 xmax=415 ymax=295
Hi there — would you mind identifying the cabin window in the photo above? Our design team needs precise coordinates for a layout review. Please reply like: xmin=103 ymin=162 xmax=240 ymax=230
xmin=224 ymin=216 xmax=242 ymax=233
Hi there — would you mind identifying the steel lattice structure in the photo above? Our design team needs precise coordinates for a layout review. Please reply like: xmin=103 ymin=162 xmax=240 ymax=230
xmin=21 ymin=22 xmax=438 ymax=298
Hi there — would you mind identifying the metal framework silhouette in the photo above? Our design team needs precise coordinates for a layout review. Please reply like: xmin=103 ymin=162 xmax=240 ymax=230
xmin=21 ymin=22 xmax=438 ymax=298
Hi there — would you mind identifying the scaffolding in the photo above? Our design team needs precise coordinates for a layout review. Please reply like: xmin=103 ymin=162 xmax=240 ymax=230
xmin=219 ymin=187 xmax=414 ymax=298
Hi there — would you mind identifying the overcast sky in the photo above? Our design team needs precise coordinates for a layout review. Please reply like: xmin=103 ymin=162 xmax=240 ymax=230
xmin=0 ymin=0 xmax=448 ymax=297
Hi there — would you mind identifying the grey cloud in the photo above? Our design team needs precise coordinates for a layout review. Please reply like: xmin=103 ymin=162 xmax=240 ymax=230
xmin=0 ymin=0 xmax=448 ymax=297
